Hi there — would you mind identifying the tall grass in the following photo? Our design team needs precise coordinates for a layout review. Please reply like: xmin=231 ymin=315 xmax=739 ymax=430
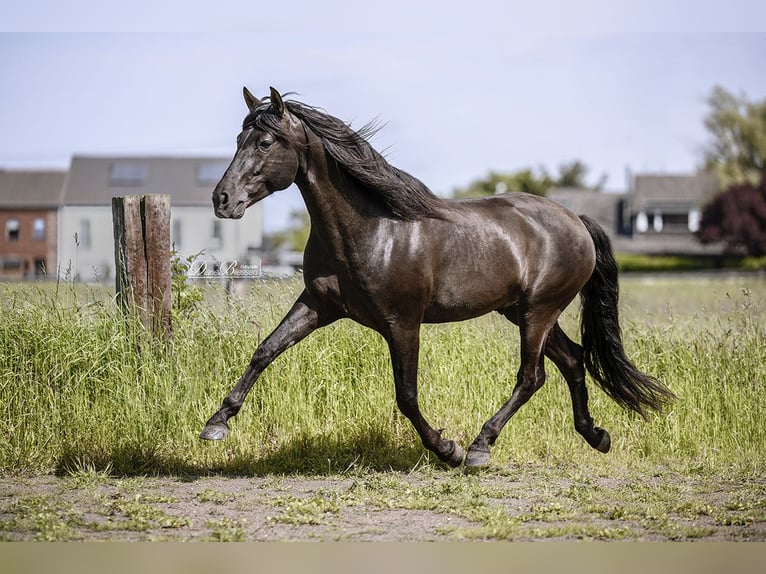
xmin=1 ymin=275 xmax=764 ymax=477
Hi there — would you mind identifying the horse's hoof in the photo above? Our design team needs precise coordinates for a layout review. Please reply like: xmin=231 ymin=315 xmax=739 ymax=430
xmin=444 ymin=441 xmax=465 ymax=468
xmin=200 ymin=422 xmax=230 ymax=441
xmin=464 ymin=446 xmax=490 ymax=468
xmin=594 ymin=427 xmax=611 ymax=453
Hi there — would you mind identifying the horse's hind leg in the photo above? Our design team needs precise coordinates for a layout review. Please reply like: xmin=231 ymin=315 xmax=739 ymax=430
xmin=545 ymin=323 xmax=611 ymax=453
xmin=465 ymin=305 xmax=557 ymax=467
xmin=200 ymin=290 xmax=330 ymax=440
xmin=387 ymin=324 xmax=464 ymax=468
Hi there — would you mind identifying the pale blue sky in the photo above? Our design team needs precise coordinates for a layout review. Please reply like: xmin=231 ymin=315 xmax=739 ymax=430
xmin=1 ymin=2 xmax=765 ymax=231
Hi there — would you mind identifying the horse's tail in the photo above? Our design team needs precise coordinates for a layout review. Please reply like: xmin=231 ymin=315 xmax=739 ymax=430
xmin=578 ymin=215 xmax=676 ymax=418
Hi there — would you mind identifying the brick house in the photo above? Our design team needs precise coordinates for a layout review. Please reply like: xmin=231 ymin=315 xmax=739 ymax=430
xmin=0 ymin=170 xmax=65 ymax=279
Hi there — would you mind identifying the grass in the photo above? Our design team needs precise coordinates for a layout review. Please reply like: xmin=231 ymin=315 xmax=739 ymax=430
xmin=0 ymin=274 xmax=765 ymax=481
xmin=2 ymin=466 xmax=763 ymax=541
xmin=615 ymin=252 xmax=766 ymax=272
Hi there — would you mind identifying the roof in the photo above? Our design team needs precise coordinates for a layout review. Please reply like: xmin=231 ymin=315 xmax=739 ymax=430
xmin=0 ymin=170 xmax=66 ymax=209
xmin=548 ymin=188 xmax=624 ymax=232
xmin=632 ymin=173 xmax=719 ymax=211
xmin=62 ymin=156 xmax=231 ymax=207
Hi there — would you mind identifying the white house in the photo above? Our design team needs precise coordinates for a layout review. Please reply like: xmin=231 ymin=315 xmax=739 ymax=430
xmin=58 ymin=156 xmax=263 ymax=282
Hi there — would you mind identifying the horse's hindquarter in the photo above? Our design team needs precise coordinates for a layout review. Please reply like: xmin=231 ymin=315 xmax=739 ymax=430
xmin=423 ymin=194 xmax=595 ymax=322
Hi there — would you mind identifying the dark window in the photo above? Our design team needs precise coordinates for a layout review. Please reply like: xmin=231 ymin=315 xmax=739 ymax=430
xmin=6 ymin=218 xmax=19 ymax=241
xmin=34 ymin=258 xmax=47 ymax=276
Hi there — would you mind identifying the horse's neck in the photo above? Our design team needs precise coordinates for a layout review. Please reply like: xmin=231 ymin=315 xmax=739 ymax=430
xmin=295 ymin=141 xmax=373 ymax=250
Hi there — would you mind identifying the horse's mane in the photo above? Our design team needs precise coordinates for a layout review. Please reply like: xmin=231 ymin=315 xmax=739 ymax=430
xmin=244 ymin=97 xmax=448 ymax=220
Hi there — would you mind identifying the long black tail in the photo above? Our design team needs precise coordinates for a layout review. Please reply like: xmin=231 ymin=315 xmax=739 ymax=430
xmin=579 ymin=215 xmax=676 ymax=418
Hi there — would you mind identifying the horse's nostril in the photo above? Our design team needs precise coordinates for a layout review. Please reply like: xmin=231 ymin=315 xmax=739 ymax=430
xmin=218 ymin=191 xmax=229 ymax=206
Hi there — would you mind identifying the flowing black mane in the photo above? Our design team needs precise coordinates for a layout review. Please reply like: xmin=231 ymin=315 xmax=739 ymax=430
xmin=244 ymin=98 xmax=448 ymax=220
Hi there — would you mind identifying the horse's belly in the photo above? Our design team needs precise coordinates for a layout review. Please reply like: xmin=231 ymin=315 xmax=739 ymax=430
xmin=422 ymin=279 xmax=519 ymax=323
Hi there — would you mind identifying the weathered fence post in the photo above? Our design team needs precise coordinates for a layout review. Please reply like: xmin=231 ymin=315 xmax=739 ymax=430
xmin=112 ymin=194 xmax=172 ymax=340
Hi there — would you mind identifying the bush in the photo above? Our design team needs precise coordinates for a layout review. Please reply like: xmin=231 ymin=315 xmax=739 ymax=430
xmin=697 ymin=177 xmax=766 ymax=256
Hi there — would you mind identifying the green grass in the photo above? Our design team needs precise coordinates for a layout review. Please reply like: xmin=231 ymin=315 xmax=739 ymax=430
xmin=615 ymin=252 xmax=766 ymax=272
xmin=1 ymin=275 xmax=765 ymax=479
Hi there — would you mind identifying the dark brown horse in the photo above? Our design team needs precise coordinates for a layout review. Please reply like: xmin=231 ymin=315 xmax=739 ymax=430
xmin=201 ymin=87 xmax=674 ymax=467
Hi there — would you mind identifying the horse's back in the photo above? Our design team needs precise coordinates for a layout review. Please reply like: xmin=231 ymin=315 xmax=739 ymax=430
xmin=455 ymin=192 xmax=583 ymax=225
xmin=444 ymin=192 xmax=596 ymax=303
xmin=449 ymin=192 xmax=592 ymax=252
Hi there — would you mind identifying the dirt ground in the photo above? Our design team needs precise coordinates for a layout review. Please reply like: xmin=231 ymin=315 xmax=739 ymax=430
xmin=1 ymin=468 xmax=765 ymax=542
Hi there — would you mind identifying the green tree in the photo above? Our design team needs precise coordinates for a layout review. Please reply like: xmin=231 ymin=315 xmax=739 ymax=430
xmin=703 ymin=85 xmax=766 ymax=186
xmin=271 ymin=209 xmax=310 ymax=251
xmin=557 ymin=160 xmax=607 ymax=190
xmin=452 ymin=160 xmax=603 ymax=199
xmin=453 ymin=168 xmax=553 ymax=199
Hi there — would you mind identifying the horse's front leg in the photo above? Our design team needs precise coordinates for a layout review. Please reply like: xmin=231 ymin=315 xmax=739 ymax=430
xmin=387 ymin=325 xmax=464 ymax=467
xmin=200 ymin=290 xmax=330 ymax=440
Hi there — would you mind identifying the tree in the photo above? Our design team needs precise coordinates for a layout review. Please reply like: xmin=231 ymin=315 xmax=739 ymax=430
xmin=703 ymin=85 xmax=766 ymax=187
xmin=451 ymin=168 xmax=552 ymax=199
xmin=452 ymin=160 xmax=604 ymax=199
xmin=556 ymin=160 xmax=607 ymax=190
xmin=696 ymin=177 xmax=766 ymax=256
xmin=270 ymin=209 xmax=310 ymax=251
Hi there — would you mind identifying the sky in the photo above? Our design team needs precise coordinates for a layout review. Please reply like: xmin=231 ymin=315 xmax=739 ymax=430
xmin=1 ymin=2 xmax=765 ymax=233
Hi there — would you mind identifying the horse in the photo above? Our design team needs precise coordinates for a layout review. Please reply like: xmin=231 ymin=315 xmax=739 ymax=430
xmin=201 ymin=86 xmax=675 ymax=468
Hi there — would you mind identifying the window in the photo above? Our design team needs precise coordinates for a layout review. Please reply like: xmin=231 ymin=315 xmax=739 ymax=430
xmin=635 ymin=212 xmax=648 ymax=233
xmin=110 ymin=162 xmax=148 ymax=186
xmin=33 ymin=218 xmax=46 ymax=241
xmin=172 ymin=219 xmax=182 ymax=248
xmin=196 ymin=161 xmax=228 ymax=186
xmin=688 ymin=209 xmax=701 ymax=233
xmin=34 ymin=258 xmax=47 ymax=276
xmin=79 ymin=219 xmax=92 ymax=249
xmin=211 ymin=220 xmax=222 ymax=248
xmin=6 ymin=218 xmax=19 ymax=241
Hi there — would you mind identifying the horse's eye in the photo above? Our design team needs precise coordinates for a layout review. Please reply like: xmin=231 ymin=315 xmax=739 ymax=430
xmin=258 ymin=139 xmax=273 ymax=151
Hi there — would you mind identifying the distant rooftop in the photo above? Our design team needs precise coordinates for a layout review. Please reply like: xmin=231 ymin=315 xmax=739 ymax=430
xmin=62 ymin=156 xmax=230 ymax=207
xmin=0 ymin=169 xmax=66 ymax=208
xmin=632 ymin=173 xmax=719 ymax=211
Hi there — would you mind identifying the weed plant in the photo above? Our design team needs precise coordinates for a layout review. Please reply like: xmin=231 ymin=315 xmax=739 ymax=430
xmin=1 ymin=275 xmax=764 ymax=478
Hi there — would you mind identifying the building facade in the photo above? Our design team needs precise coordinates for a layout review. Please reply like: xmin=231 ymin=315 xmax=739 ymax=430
xmin=0 ymin=170 xmax=65 ymax=279
xmin=620 ymin=173 xmax=721 ymax=255
xmin=549 ymin=173 xmax=723 ymax=255
xmin=57 ymin=156 xmax=263 ymax=282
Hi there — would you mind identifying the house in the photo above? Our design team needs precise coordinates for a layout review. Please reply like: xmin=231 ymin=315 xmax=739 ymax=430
xmin=549 ymin=173 xmax=723 ymax=255
xmin=621 ymin=173 xmax=721 ymax=255
xmin=547 ymin=187 xmax=627 ymax=241
xmin=0 ymin=169 xmax=65 ymax=279
xmin=58 ymin=156 xmax=263 ymax=282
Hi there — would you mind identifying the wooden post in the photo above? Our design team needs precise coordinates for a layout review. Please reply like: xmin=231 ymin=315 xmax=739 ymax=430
xmin=144 ymin=195 xmax=172 ymax=339
xmin=112 ymin=194 xmax=172 ymax=340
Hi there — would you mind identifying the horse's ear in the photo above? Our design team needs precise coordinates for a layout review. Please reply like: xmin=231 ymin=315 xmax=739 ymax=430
xmin=269 ymin=87 xmax=285 ymax=117
xmin=243 ymin=87 xmax=261 ymax=112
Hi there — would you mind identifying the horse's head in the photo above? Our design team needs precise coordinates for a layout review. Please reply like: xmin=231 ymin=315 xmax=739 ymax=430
xmin=213 ymin=87 xmax=303 ymax=219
